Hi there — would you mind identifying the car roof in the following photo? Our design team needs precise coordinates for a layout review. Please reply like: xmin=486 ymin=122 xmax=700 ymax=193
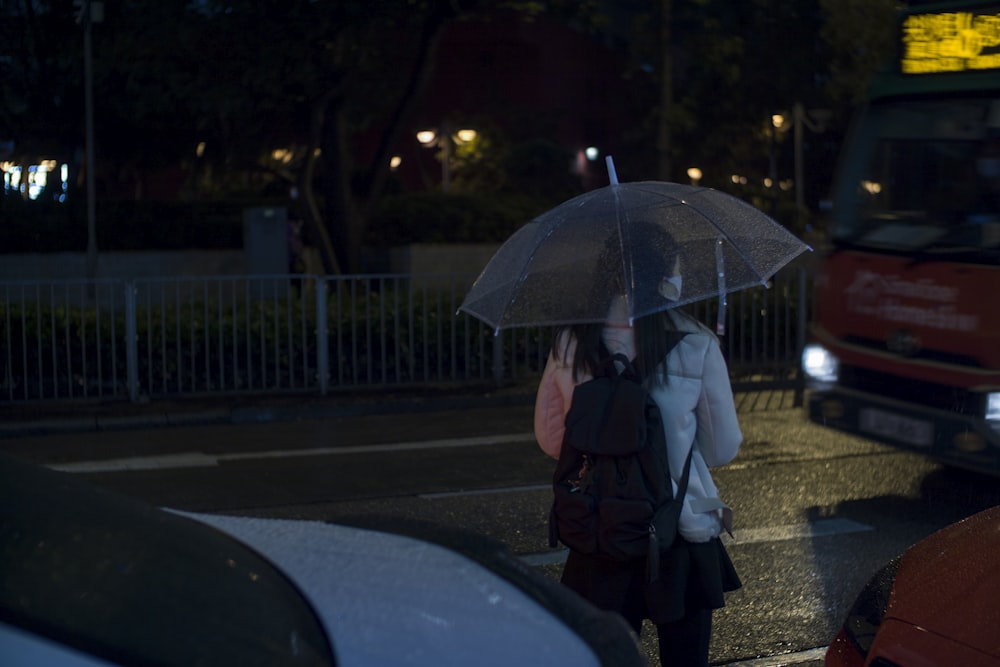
xmin=182 ymin=512 xmax=607 ymax=666
xmin=0 ymin=453 xmax=335 ymax=666
xmin=0 ymin=453 xmax=644 ymax=667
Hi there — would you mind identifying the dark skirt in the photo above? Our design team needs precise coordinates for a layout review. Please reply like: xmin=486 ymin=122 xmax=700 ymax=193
xmin=561 ymin=537 xmax=741 ymax=626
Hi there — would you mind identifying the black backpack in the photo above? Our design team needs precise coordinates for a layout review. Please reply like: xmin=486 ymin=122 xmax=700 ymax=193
xmin=548 ymin=345 xmax=692 ymax=579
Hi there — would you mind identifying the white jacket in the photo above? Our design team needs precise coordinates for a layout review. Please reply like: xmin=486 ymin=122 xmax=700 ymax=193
xmin=534 ymin=310 xmax=742 ymax=543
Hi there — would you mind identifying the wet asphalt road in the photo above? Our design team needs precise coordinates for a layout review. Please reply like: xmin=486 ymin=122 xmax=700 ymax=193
xmin=4 ymin=391 xmax=999 ymax=666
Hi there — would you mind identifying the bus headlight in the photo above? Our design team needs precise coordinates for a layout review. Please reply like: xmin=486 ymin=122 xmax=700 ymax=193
xmin=802 ymin=344 xmax=839 ymax=385
xmin=986 ymin=393 xmax=1000 ymax=422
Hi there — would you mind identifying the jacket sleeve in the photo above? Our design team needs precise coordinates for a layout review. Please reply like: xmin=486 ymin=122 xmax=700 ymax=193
xmin=694 ymin=337 xmax=743 ymax=467
xmin=533 ymin=335 xmax=583 ymax=459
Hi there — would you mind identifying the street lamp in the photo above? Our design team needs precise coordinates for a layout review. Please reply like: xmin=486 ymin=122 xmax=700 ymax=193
xmin=416 ymin=123 xmax=477 ymax=193
xmin=768 ymin=112 xmax=791 ymax=215
xmin=686 ymin=167 xmax=702 ymax=185
xmin=770 ymin=104 xmax=832 ymax=227
xmin=791 ymin=103 xmax=831 ymax=229
xmin=415 ymin=130 xmax=437 ymax=145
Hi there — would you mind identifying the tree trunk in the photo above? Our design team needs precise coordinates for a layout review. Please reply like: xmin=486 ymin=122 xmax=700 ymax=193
xmin=322 ymin=2 xmax=458 ymax=274
xmin=324 ymin=106 xmax=362 ymax=274
xmin=359 ymin=6 xmax=452 ymax=220
xmin=299 ymin=95 xmax=341 ymax=276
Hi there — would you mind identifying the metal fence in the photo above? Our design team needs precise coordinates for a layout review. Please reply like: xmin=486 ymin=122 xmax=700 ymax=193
xmin=1 ymin=268 xmax=810 ymax=404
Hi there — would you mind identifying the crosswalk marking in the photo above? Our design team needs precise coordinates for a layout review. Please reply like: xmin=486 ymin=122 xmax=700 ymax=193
xmin=722 ymin=647 xmax=828 ymax=666
xmin=517 ymin=519 xmax=874 ymax=567
xmin=728 ymin=518 xmax=873 ymax=544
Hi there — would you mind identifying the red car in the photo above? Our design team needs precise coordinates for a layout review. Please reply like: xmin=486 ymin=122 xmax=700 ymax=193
xmin=826 ymin=506 xmax=1000 ymax=667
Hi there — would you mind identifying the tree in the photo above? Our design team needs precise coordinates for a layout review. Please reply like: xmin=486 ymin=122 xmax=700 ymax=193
xmin=819 ymin=0 xmax=899 ymax=105
xmin=95 ymin=0 xmax=450 ymax=275
xmin=0 ymin=0 xmax=82 ymax=168
xmin=616 ymin=0 xmax=911 ymax=221
xmin=3 ymin=0 xmax=907 ymax=265
xmin=92 ymin=0 xmax=583 ymax=275
xmin=292 ymin=0 xmax=605 ymax=274
xmin=616 ymin=0 xmax=829 ymax=186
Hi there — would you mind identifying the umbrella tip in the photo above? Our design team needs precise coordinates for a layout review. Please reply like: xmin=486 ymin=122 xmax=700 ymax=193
xmin=605 ymin=155 xmax=619 ymax=186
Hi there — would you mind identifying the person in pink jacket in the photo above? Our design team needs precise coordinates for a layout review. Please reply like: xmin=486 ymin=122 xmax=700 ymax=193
xmin=534 ymin=244 xmax=743 ymax=667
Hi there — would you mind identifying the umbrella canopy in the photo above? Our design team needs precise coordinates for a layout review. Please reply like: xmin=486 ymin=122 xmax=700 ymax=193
xmin=459 ymin=162 xmax=810 ymax=334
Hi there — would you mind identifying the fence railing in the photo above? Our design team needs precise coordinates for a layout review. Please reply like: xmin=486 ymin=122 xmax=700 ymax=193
xmin=1 ymin=268 xmax=810 ymax=404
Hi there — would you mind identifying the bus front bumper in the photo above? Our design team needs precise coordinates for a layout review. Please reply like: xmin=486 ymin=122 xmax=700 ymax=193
xmin=807 ymin=387 xmax=1000 ymax=475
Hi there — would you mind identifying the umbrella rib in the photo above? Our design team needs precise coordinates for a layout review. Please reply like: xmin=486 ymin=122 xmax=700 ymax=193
xmin=676 ymin=195 xmax=784 ymax=282
xmin=611 ymin=182 xmax=635 ymax=325
xmin=494 ymin=190 xmax=603 ymax=331
xmin=625 ymin=184 xmax=765 ymax=269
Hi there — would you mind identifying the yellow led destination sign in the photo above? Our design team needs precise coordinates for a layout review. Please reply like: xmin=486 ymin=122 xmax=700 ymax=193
xmin=901 ymin=8 xmax=1000 ymax=74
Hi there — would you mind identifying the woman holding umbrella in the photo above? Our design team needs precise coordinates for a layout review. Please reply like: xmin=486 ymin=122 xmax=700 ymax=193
xmin=461 ymin=159 xmax=807 ymax=665
xmin=534 ymin=237 xmax=743 ymax=667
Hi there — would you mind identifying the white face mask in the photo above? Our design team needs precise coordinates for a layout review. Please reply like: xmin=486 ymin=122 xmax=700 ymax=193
xmin=659 ymin=274 xmax=682 ymax=301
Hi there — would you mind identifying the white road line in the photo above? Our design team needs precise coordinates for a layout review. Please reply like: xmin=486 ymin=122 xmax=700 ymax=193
xmin=727 ymin=518 xmax=873 ymax=544
xmin=722 ymin=647 xmax=828 ymax=666
xmin=48 ymin=433 xmax=536 ymax=473
xmin=50 ymin=452 xmax=219 ymax=473
xmin=420 ymin=484 xmax=550 ymax=499
xmin=520 ymin=550 xmax=570 ymax=567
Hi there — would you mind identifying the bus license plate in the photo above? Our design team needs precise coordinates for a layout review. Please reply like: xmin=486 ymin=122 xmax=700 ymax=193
xmin=859 ymin=408 xmax=933 ymax=447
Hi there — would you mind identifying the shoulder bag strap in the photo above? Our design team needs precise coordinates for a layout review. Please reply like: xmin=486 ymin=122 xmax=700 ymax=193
xmin=675 ymin=443 xmax=694 ymax=502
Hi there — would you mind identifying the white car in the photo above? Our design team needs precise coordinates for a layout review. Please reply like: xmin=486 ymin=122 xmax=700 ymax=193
xmin=0 ymin=453 xmax=642 ymax=667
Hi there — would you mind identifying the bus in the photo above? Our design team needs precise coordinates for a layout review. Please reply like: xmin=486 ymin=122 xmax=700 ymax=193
xmin=802 ymin=1 xmax=1000 ymax=475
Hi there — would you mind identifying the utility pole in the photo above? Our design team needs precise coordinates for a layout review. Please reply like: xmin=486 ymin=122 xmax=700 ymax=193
xmin=77 ymin=0 xmax=103 ymax=278
xmin=656 ymin=0 xmax=673 ymax=181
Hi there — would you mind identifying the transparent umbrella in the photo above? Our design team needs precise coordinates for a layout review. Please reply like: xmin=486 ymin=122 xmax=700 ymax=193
xmin=459 ymin=158 xmax=811 ymax=334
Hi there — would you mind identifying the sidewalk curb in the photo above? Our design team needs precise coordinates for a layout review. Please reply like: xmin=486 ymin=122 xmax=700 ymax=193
xmin=0 ymin=392 xmax=539 ymax=439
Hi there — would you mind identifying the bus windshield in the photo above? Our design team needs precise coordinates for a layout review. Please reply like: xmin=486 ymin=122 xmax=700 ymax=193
xmin=834 ymin=97 xmax=1000 ymax=258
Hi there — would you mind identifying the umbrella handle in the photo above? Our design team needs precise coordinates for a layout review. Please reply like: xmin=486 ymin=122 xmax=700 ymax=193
xmin=716 ymin=238 xmax=727 ymax=336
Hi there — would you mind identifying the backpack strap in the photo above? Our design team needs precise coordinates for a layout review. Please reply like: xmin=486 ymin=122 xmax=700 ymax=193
xmin=646 ymin=442 xmax=695 ymax=579
xmin=675 ymin=442 xmax=694 ymax=502
xmin=600 ymin=352 xmax=638 ymax=381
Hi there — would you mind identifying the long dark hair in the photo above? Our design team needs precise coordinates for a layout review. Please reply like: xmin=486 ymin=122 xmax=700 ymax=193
xmin=553 ymin=312 xmax=681 ymax=387
xmin=632 ymin=311 xmax=678 ymax=385
xmin=553 ymin=224 xmax=685 ymax=385
xmin=554 ymin=322 xmax=605 ymax=383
